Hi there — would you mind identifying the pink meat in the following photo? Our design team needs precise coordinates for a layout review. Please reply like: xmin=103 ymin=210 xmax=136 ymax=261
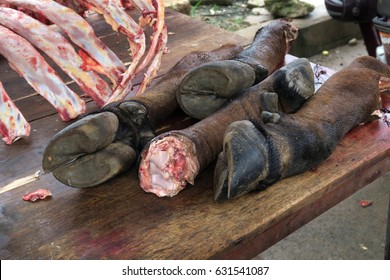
xmin=139 ymin=136 xmax=199 ymax=197
xmin=0 ymin=0 xmax=126 ymax=84
xmin=22 ymin=188 xmax=52 ymax=202
xmin=0 ymin=25 xmax=86 ymax=121
xmin=0 ymin=82 xmax=30 ymax=144
xmin=0 ymin=7 xmax=112 ymax=106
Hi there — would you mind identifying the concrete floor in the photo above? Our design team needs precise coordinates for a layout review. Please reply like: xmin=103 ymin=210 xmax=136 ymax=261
xmin=256 ymin=173 xmax=389 ymax=259
xmin=234 ymin=2 xmax=390 ymax=260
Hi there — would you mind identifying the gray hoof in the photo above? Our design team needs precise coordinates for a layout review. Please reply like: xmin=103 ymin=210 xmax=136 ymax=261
xmin=177 ymin=60 xmax=256 ymax=119
xmin=43 ymin=112 xmax=119 ymax=173
xmin=52 ymin=142 xmax=136 ymax=188
xmin=43 ymin=112 xmax=137 ymax=188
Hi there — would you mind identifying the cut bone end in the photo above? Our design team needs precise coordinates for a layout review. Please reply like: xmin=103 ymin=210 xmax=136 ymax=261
xmin=139 ymin=135 xmax=200 ymax=197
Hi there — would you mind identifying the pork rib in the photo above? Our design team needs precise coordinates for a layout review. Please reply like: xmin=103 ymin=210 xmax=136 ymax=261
xmin=0 ymin=82 xmax=30 ymax=145
xmin=0 ymin=25 xmax=86 ymax=121
xmin=131 ymin=0 xmax=168 ymax=96
xmin=0 ymin=7 xmax=112 ymax=106
xmin=76 ymin=0 xmax=146 ymax=102
xmin=0 ymin=0 xmax=126 ymax=84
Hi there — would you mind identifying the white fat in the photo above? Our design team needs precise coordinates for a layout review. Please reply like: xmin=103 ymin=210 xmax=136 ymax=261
xmin=140 ymin=138 xmax=182 ymax=197
xmin=150 ymin=150 xmax=169 ymax=169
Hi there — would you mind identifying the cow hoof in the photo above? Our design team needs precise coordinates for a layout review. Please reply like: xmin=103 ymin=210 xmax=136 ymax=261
xmin=52 ymin=142 xmax=136 ymax=188
xmin=177 ymin=60 xmax=256 ymax=119
xmin=214 ymin=120 xmax=269 ymax=200
xmin=261 ymin=111 xmax=281 ymax=123
xmin=43 ymin=112 xmax=119 ymax=173
xmin=118 ymin=101 xmax=148 ymax=126
xmin=272 ymin=58 xmax=315 ymax=113
xmin=118 ymin=102 xmax=155 ymax=147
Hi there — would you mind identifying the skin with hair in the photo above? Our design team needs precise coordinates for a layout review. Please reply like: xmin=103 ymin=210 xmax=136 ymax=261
xmin=214 ymin=56 xmax=388 ymax=200
xmin=42 ymin=44 xmax=244 ymax=188
xmin=139 ymin=58 xmax=315 ymax=197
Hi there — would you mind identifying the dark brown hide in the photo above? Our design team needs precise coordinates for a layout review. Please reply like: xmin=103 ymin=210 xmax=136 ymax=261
xmin=214 ymin=56 xmax=388 ymax=200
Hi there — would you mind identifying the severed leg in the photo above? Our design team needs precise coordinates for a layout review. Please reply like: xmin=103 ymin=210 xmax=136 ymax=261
xmin=139 ymin=58 xmax=315 ymax=197
xmin=42 ymin=44 xmax=244 ymax=187
xmin=214 ymin=56 xmax=388 ymax=200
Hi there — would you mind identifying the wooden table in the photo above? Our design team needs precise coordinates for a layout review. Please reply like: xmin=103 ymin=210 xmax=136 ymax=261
xmin=0 ymin=9 xmax=389 ymax=260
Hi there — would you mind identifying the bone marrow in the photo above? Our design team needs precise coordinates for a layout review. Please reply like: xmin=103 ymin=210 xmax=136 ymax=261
xmin=139 ymin=135 xmax=199 ymax=197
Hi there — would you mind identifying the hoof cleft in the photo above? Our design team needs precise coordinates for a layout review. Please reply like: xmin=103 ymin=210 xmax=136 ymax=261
xmin=43 ymin=112 xmax=119 ymax=173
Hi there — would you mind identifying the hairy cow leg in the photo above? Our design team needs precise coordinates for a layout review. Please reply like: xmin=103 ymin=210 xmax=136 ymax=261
xmin=214 ymin=56 xmax=387 ymax=201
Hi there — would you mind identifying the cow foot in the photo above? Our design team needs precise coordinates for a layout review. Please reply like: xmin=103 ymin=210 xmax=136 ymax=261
xmin=42 ymin=100 xmax=154 ymax=188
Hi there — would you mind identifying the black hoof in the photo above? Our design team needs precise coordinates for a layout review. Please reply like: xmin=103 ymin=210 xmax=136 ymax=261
xmin=213 ymin=120 xmax=269 ymax=200
xmin=118 ymin=102 xmax=155 ymax=147
xmin=272 ymin=58 xmax=315 ymax=113
xmin=52 ymin=142 xmax=136 ymax=188
xmin=43 ymin=112 xmax=138 ymax=188
xmin=177 ymin=60 xmax=256 ymax=119
xmin=43 ymin=112 xmax=119 ymax=173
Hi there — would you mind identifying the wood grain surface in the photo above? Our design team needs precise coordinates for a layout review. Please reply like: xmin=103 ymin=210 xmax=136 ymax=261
xmin=0 ymin=9 xmax=389 ymax=260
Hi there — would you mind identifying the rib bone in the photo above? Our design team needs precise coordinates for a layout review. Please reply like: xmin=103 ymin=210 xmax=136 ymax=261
xmin=0 ymin=0 xmax=126 ymax=84
xmin=0 ymin=25 xmax=86 ymax=121
xmin=0 ymin=82 xmax=30 ymax=145
xmin=0 ymin=7 xmax=112 ymax=106
xmin=76 ymin=0 xmax=146 ymax=102
xmin=131 ymin=0 xmax=168 ymax=96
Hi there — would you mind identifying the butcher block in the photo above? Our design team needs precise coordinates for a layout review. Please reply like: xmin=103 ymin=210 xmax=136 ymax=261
xmin=0 ymin=9 xmax=389 ymax=259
